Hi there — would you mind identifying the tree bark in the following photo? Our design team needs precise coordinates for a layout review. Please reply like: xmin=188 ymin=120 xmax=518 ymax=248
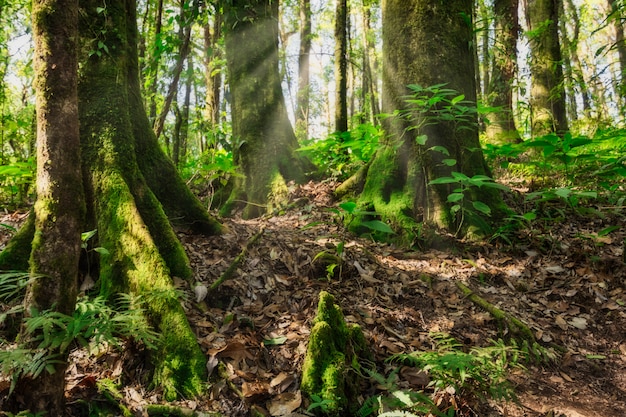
xmin=153 ymin=0 xmax=194 ymax=140
xmin=525 ymin=0 xmax=569 ymax=136
xmin=608 ymin=0 xmax=626 ymax=113
xmin=334 ymin=0 xmax=349 ymax=133
xmin=203 ymin=7 xmax=223 ymax=150
xmin=346 ymin=0 xmax=504 ymax=243
xmin=485 ymin=0 xmax=522 ymax=144
xmin=222 ymin=0 xmax=314 ymax=219
xmin=5 ymin=0 xmax=83 ymax=412
xmin=296 ymin=0 xmax=312 ymax=139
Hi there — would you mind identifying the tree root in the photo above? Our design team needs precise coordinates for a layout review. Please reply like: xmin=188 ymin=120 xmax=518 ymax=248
xmin=456 ymin=280 xmax=535 ymax=343
xmin=209 ymin=228 xmax=265 ymax=292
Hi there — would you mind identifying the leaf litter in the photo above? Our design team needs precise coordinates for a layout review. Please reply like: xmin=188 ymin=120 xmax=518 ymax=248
xmin=1 ymin=180 xmax=625 ymax=416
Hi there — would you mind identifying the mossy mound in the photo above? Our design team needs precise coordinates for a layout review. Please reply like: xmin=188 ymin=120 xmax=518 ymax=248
xmin=301 ymin=291 xmax=372 ymax=416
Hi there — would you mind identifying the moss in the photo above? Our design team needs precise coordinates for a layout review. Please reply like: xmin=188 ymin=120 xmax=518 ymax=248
xmin=301 ymin=291 xmax=371 ymax=416
xmin=0 ymin=211 xmax=35 ymax=271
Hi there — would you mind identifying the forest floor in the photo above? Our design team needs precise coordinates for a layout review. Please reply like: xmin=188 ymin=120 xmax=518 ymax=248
xmin=1 ymin=180 xmax=626 ymax=417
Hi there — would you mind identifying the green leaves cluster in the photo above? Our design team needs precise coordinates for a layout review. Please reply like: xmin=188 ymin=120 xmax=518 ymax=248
xmin=0 ymin=271 xmax=157 ymax=395
xmin=355 ymin=333 xmax=526 ymax=417
xmin=298 ymin=123 xmax=382 ymax=179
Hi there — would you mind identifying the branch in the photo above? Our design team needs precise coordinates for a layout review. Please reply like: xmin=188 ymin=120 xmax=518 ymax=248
xmin=209 ymin=228 xmax=265 ymax=292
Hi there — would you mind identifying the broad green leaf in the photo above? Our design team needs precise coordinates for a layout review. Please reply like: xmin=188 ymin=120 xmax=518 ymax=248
xmin=555 ymin=188 xmax=572 ymax=198
xmin=361 ymin=220 xmax=395 ymax=234
xmin=442 ymin=159 xmax=457 ymax=166
xmin=472 ymin=201 xmax=491 ymax=215
xmin=339 ymin=201 xmax=357 ymax=214
xmin=428 ymin=177 xmax=458 ymax=185
xmin=429 ymin=145 xmax=450 ymax=155
xmin=447 ymin=192 xmax=464 ymax=203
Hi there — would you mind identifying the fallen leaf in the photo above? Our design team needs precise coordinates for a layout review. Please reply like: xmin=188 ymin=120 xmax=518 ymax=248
xmin=555 ymin=315 xmax=568 ymax=331
xmin=267 ymin=391 xmax=302 ymax=416
xmin=568 ymin=317 xmax=587 ymax=330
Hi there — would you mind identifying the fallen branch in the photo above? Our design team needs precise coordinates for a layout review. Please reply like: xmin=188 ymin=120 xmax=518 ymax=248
xmin=209 ymin=228 xmax=265 ymax=292
xmin=456 ymin=281 xmax=535 ymax=344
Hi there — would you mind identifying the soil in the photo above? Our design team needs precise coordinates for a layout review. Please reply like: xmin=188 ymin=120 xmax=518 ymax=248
xmin=1 ymin=180 xmax=625 ymax=417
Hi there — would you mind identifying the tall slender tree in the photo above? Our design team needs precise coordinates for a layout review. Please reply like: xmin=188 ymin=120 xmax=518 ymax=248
xmin=485 ymin=0 xmax=521 ymax=143
xmin=525 ymin=0 xmax=568 ymax=136
xmin=296 ymin=0 xmax=312 ymax=139
xmin=203 ymin=4 xmax=223 ymax=150
xmin=5 ymin=0 xmax=83 ymax=411
xmin=334 ymin=0 xmax=349 ymax=133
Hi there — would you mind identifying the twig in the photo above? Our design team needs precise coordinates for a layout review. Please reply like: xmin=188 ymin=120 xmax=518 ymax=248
xmin=209 ymin=228 xmax=265 ymax=292
xmin=456 ymin=280 xmax=536 ymax=344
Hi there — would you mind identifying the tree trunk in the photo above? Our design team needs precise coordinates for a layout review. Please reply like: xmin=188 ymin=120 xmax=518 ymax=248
xmin=608 ymin=0 xmax=626 ymax=113
xmin=222 ymin=0 xmax=314 ymax=219
xmin=173 ymin=57 xmax=192 ymax=167
xmin=334 ymin=0 xmax=349 ymax=133
xmin=485 ymin=0 xmax=522 ymax=144
xmin=345 ymin=0 xmax=503 ymax=243
xmin=204 ymin=7 xmax=223 ymax=150
xmin=5 ymin=0 xmax=83 ymax=412
xmin=525 ymin=0 xmax=568 ymax=136
xmin=153 ymin=0 xmax=193 ymax=141
xmin=296 ymin=0 xmax=312 ymax=139
xmin=147 ymin=0 xmax=164 ymax=122
xmin=360 ymin=1 xmax=380 ymax=126
xmin=558 ymin=0 xmax=578 ymax=122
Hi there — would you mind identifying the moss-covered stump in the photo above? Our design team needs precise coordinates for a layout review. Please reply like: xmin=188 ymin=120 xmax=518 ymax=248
xmin=301 ymin=291 xmax=372 ymax=416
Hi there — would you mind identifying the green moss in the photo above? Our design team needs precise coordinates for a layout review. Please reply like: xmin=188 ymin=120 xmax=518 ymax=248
xmin=0 ymin=211 xmax=35 ymax=271
xmin=301 ymin=291 xmax=371 ymax=416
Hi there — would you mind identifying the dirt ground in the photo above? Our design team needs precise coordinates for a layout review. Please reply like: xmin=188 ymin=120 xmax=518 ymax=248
xmin=1 ymin=180 xmax=625 ymax=416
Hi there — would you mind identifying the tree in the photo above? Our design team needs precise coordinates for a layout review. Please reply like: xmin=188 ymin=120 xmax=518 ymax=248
xmin=1 ymin=0 xmax=223 ymax=402
xmin=296 ymin=0 xmax=312 ymax=139
xmin=203 ymin=3 xmax=223 ymax=150
xmin=485 ymin=0 xmax=522 ymax=144
xmin=334 ymin=0 xmax=349 ymax=133
xmin=4 ymin=0 xmax=83 ymax=412
xmin=338 ymin=0 xmax=504 ymax=242
xmin=525 ymin=0 xmax=568 ymax=136
xmin=607 ymin=0 xmax=626 ymax=113
xmin=222 ymin=0 xmax=314 ymax=219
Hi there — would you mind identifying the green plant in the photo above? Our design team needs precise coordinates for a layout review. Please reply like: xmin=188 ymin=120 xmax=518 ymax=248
xmin=388 ymin=333 xmax=524 ymax=404
xmin=0 ymin=156 xmax=35 ymax=207
xmin=356 ymin=367 xmax=447 ymax=417
xmin=307 ymin=394 xmax=335 ymax=414
xmin=0 ymin=279 xmax=157 ymax=395
xmin=428 ymin=172 xmax=509 ymax=236
xmin=330 ymin=201 xmax=395 ymax=237
xmin=298 ymin=123 xmax=382 ymax=179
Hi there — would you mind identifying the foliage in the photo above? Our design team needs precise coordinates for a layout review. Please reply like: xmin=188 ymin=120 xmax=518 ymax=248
xmin=397 ymin=83 xmax=478 ymax=134
xmin=429 ymin=172 xmax=509 ymax=237
xmin=0 ymin=271 xmax=157 ymax=395
xmin=179 ymin=147 xmax=240 ymax=204
xmin=0 ymin=157 xmax=35 ymax=208
xmin=484 ymin=127 xmax=625 ymax=244
xmin=356 ymin=334 xmax=524 ymax=417
xmin=298 ymin=123 xmax=382 ymax=179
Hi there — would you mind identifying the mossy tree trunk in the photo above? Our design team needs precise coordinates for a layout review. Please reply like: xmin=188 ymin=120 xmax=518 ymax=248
xmin=6 ymin=0 xmax=83 ymax=412
xmin=525 ymin=0 xmax=569 ymax=136
xmin=77 ymin=0 xmax=216 ymax=399
xmin=222 ymin=0 xmax=315 ymax=219
xmin=342 ymin=0 xmax=504 ymax=243
xmin=1 ymin=0 xmax=221 ymax=402
xmin=485 ymin=0 xmax=522 ymax=144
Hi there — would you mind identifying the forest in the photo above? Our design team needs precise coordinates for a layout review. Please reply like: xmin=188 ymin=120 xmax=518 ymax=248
xmin=0 ymin=0 xmax=625 ymax=416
